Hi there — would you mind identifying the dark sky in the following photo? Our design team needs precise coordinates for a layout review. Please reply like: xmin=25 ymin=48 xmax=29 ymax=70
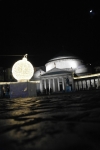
xmin=0 ymin=1 xmax=100 ymax=68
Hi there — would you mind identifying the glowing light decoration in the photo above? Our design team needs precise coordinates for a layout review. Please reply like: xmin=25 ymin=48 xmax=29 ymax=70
xmin=12 ymin=54 xmax=34 ymax=82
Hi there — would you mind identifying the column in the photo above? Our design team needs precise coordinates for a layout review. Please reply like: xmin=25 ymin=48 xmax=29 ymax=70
xmin=40 ymin=79 xmax=43 ymax=93
xmin=98 ymin=76 xmax=100 ymax=88
xmin=78 ymin=81 xmax=81 ymax=90
xmin=77 ymin=81 xmax=79 ymax=90
xmin=94 ymin=78 xmax=95 ymax=88
xmin=62 ymin=77 xmax=65 ymax=90
xmin=90 ymin=79 xmax=91 ymax=87
xmin=90 ymin=79 xmax=94 ymax=88
xmin=57 ymin=77 xmax=60 ymax=91
xmin=86 ymin=80 xmax=87 ymax=89
xmin=95 ymin=78 xmax=98 ymax=89
xmin=81 ymin=81 xmax=83 ymax=90
xmin=87 ymin=80 xmax=90 ymax=89
xmin=48 ymin=78 xmax=51 ymax=91
xmin=92 ymin=79 xmax=94 ymax=87
xmin=94 ymin=78 xmax=97 ymax=88
xmin=86 ymin=80 xmax=88 ymax=90
xmin=91 ymin=79 xmax=92 ymax=89
xmin=75 ymin=81 xmax=77 ymax=91
xmin=83 ymin=80 xmax=86 ymax=90
xmin=44 ymin=79 xmax=47 ymax=93
xmin=44 ymin=79 xmax=46 ymax=90
xmin=53 ymin=78 xmax=55 ymax=92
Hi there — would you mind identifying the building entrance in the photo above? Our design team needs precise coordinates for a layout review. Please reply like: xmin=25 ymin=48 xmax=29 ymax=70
xmin=60 ymin=83 xmax=62 ymax=91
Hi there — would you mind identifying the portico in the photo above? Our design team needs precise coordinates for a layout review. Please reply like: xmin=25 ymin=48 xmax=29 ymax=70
xmin=40 ymin=68 xmax=73 ymax=93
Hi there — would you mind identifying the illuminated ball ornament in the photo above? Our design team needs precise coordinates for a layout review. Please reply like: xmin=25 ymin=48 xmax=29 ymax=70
xmin=12 ymin=54 xmax=34 ymax=82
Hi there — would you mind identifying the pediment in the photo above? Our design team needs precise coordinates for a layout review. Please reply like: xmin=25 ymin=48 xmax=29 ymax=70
xmin=41 ymin=67 xmax=72 ymax=77
xmin=48 ymin=67 xmax=65 ymax=72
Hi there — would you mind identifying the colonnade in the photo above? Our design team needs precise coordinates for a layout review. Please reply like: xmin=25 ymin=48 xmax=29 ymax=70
xmin=75 ymin=77 xmax=100 ymax=91
xmin=40 ymin=77 xmax=65 ymax=93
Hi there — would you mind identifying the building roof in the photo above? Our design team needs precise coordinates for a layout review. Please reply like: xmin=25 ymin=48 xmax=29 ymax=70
xmin=48 ymin=50 xmax=80 ymax=63
xmin=41 ymin=68 xmax=72 ymax=77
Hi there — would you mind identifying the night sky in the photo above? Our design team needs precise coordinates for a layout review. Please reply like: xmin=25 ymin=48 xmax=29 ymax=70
xmin=0 ymin=1 xmax=100 ymax=68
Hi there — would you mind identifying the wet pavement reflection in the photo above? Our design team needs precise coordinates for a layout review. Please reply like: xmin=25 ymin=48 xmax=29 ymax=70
xmin=0 ymin=90 xmax=100 ymax=150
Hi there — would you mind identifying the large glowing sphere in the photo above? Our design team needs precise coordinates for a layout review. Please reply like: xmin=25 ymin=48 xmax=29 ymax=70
xmin=12 ymin=55 xmax=34 ymax=82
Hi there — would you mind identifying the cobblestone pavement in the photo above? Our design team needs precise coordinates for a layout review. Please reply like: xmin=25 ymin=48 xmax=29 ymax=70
xmin=0 ymin=90 xmax=100 ymax=150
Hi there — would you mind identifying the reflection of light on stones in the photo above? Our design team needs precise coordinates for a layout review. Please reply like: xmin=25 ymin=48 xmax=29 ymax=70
xmin=0 ymin=119 xmax=24 ymax=126
xmin=1 ymin=92 xmax=100 ymax=149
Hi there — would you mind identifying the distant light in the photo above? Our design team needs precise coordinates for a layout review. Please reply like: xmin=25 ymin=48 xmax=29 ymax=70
xmin=90 ymin=10 xmax=92 ymax=13
xmin=90 ymin=64 xmax=91 ymax=65
xmin=12 ymin=54 xmax=34 ymax=82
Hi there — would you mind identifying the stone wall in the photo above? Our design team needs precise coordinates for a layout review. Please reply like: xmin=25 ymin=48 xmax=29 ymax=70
xmin=10 ymin=82 xmax=37 ymax=98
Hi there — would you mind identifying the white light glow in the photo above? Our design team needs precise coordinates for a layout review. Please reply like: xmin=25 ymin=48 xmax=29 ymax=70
xmin=90 ymin=10 xmax=92 ymax=13
xmin=74 ymin=73 xmax=100 ymax=79
xmin=70 ymin=61 xmax=77 ymax=68
xmin=12 ymin=54 xmax=34 ymax=82
xmin=0 ymin=81 xmax=40 ymax=85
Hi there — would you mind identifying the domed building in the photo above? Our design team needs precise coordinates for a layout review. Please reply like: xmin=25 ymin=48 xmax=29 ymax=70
xmin=34 ymin=50 xmax=92 ymax=94
xmin=33 ymin=69 xmax=45 ymax=79
xmin=34 ymin=49 xmax=100 ymax=94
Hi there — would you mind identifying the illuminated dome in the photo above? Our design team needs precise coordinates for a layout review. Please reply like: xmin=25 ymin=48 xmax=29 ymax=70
xmin=45 ymin=51 xmax=83 ymax=72
xmin=75 ymin=65 xmax=92 ymax=75
xmin=12 ymin=54 xmax=34 ymax=82
xmin=34 ymin=69 xmax=45 ymax=79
